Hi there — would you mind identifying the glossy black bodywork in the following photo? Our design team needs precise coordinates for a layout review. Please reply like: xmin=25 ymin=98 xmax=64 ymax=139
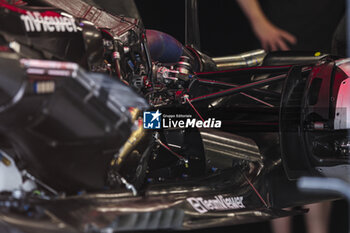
xmin=0 ymin=166 xmax=312 ymax=233
xmin=0 ymin=2 xmax=106 ymax=69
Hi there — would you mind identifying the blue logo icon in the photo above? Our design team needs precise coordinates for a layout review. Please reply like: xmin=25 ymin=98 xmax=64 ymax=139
xmin=143 ymin=110 xmax=162 ymax=129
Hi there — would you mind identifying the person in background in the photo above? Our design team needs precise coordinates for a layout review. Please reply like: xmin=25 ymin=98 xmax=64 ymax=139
xmin=236 ymin=0 xmax=296 ymax=51
xmin=236 ymin=0 xmax=344 ymax=52
xmin=268 ymin=202 xmax=332 ymax=233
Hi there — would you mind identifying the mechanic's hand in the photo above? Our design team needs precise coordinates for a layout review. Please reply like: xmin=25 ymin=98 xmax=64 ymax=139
xmin=252 ymin=19 xmax=297 ymax=51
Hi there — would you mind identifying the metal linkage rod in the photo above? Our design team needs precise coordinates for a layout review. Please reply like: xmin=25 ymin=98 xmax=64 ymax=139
xmin=195 ymin=65 xmax=292 ymax=78
xmin=190 ymin=73 xmax=287 ymax=103
xmin=196 ymin=78 xmax=281 ymax=98
xmin=196 ymin=78 xmax=278 ymax=106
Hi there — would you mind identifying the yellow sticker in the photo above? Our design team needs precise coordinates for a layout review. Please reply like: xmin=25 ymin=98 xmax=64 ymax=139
xmin=314 ymin=52 xmax=321 ymax=57
xmin=1 ymin=157 xmax=11 ymax=166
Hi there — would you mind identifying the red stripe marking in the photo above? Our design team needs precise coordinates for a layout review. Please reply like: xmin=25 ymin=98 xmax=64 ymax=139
xmin=0 ymin=2 xmax=62 ymax=17
xmin=81 ymin=5 xmax=92 ymax=19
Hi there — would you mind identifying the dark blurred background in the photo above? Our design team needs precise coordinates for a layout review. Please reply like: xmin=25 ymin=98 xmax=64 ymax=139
xmin=134 ymin=1 xmax=348 ymax=232
xmin=135 ymin=0 xmax=259 ymax=56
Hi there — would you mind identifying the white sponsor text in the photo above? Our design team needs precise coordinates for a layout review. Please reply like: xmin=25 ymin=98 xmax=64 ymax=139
xmin=21 ymin=11 xmax=77 ymax=33
xmin=187 ymin=195 xmax=245 ymax=213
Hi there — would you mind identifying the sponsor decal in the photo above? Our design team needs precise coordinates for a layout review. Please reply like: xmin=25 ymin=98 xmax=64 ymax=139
xmin=143 ymin=110 xmax=222 ymax=129
xmin=187 ymin=195 xmax=245 ymax=213
xmin=20 ymin=11 xmax=77 ymax=33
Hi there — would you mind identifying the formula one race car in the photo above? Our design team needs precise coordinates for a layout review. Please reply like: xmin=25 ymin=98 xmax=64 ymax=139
xmin=0 ymin=0 xmax=349 ymax=232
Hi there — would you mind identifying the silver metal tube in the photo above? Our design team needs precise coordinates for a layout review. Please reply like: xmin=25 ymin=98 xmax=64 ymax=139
xmin=200 ymin=129 xmax=262 ymax=170
xmin=212 ymin=49 xmax=267 ymax=70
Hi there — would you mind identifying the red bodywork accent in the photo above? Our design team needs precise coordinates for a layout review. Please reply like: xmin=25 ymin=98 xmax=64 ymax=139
xmin=0 ymin=1 xmax=26 ymax=14
xmin=0 ymin=1 xmax=61 ymax=17
xmin=0 ymin=46 xmax=10 ymax=52
xmin=337 ymin=59 xmax=350 ymax=77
